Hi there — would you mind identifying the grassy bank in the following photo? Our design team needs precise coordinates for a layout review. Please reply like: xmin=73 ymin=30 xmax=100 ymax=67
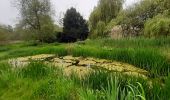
xmin=0 ymin=61 xmax=169 ymax=100
xmin=0 ymin=38 xmax=170 ymax=77
xmin=1 ymin=37 xmax=170 ymax=99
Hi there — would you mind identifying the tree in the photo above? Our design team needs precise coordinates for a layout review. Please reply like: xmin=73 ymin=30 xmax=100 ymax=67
xmin=0 ymin=24 xmax=14 ymax=41
xmin=120 ymin=0 xmax=164 ymax=36
xmin=63 ymin=7 xmax=89 ymax=41
xmin=95 ymin=21 xmax=106 ymax=37
xmin=89 ymin=0 xmax=124 ymax=37
xmin=16 ymin=0 xmax=55 ymax=42
xmin=144 ymin=15 xmax=170 ymax=37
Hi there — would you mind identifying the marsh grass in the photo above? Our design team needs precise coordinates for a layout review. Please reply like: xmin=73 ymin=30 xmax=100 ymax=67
xmin=77 ymin=69 xmax=149 ymax=100
xmin=0 ymin=61 xmax=169 ymax=100
xmin=85 ymin=37 xmax=170 ymax=48
xmin=18 ymin=61 xmax=54 ymax=80
xmin=0 ymin=39 xmax=169 ymax=77
xmin=0 ymin=37 xmax=170 ymax=99
xmin=0 ymin=62 xmax=77 ymax=100
xmin=72 ymin=45 xmax=170 ymax=77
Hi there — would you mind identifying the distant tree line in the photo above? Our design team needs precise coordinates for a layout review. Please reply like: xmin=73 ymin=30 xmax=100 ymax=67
xmin=0 ymin=0 xmax=89 ymax=43
xmin=89 ymin=0 xmax=170 ymax=38
xmin=1 ymin=0 xmax=170 ymax=43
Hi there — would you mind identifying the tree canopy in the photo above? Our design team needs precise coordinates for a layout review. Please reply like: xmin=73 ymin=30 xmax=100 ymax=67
xmin=59 ymin=7 xmax=89 ymax=42
xmin=16 ymin=0 xmax=55 ymax=42
xmin=89 ymin=0 xmax=124 ymax=37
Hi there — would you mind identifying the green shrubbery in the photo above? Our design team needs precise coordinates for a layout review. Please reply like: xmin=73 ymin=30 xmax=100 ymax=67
xmin=144 ymin=15 xmax=170 ymax=37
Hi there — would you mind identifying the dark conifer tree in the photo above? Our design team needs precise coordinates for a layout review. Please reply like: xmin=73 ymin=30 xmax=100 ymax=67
xmin=63 ymin=7 xmax=89 ymax=42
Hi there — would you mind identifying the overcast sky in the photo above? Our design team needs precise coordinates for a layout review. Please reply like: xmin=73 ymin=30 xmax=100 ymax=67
xmin=0 ymin=0 xmax=139 ymax=26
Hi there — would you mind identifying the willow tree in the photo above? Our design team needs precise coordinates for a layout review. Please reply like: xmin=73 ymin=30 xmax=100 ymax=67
xmin=16 ymin=0 xmax=55 ymax=42
xmin=89 ymin=0 xmax=124 ymax=36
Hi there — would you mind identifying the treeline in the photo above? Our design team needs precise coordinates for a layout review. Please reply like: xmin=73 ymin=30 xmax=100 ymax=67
xmin=1 ymin=0 xmax=170 ymax=43
xmin=0 ymin=0 xmax=88 ymax=43
xmin=0 ymin=24 xmax=24 ymax=44
xmin=89 ymin=0 xmax=170 ymax=38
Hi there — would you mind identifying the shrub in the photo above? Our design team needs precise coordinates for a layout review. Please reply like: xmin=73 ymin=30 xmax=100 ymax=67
xmin=144 ymin=15 xmax=170 ymax=37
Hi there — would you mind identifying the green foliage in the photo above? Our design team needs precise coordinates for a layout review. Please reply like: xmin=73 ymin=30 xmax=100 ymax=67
xmin=144 ymin=15 xmax=170 ymax=37
xmin=16 ymin=0 xmax=56 ymax=43
xmin=39 ymin=16 xmax=56 ymax=43
xmin=120 ymin=0 xmax=163 ymax=36
xmin=164 ymin=74 xmax=170 ymax=99
xmin=0 ymin=62 xmax=77 ymax=100
xmin=104 ymin=19 xmax=118 ymax=34
xmin=82 ymin=70 xmax=112 ymax=90
xmin=0 ymin=24 xmax=17 ymax=42
xmin=98 ymin=0 xmax=123 ymax=23
xmin=33 ymin=79 xmax=75 ymax=100
xmin=78 ymin=89 xmax=98 ymax=100
xmin=18 ymin=62 xmax=53 ymax=80
xmin=0 ymin=60 xmax=169 ymax=100
xmin=63 ymin=7 xmax=89 ymax=42
xmin=89 ymin=0 xmax=124 ymax=37
xmin=79 ymin=70 xmax=147 ymax=100
xmin=94 ymin=21 xmax=107 ymax=37
xmin=1 ymin=37 xmax=170 ymax=77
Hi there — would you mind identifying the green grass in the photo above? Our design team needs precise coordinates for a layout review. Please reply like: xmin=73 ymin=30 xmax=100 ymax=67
xmin=0 ymin=60 xmax=170 ymax=100
xmin=0 ymin=37 xmax=170 ymax=77
xmin=0 ymin=37 xmax=170 ymax=99
xmin=0 ymin=62 xmax=149 ymax=100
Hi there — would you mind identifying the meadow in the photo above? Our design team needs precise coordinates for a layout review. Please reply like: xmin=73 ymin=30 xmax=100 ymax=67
xmin=0 ymin=37 xmax=170 ymax=100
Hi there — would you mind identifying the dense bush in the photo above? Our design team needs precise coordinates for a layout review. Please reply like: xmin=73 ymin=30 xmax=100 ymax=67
xmin=144 ymin=15 xmax=170 ymax=37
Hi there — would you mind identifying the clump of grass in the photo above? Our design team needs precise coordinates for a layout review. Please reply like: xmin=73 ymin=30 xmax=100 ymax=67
xmin=33 ymin=78 xmax=77 ymax=100
xmin=163 ymin=74 xmax=170 ymax=99
xmin=86 ymin=37 xmax=170 ymax=48
xmin=78 ymin=89 xmax=98 ymax=100
xmin=0 ymin=62 xmax=78 ymax=100
xmin=78 ymin=70 xmax=147 ymax=100
xmin=81 ymin=70 xmax=112 ymax=90
xmin=0 ymin=46 xmax=10 ymax=52
xmin=18 ymin=61 xmax=54 ymax=80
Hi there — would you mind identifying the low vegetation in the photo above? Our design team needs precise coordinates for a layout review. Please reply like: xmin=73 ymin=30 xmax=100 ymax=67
xmin=0 ymin=61 xmax=169 ymax=100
